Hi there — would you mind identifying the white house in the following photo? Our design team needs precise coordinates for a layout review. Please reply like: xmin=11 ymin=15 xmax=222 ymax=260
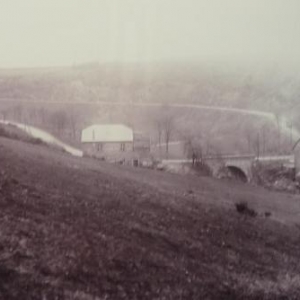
xmin=81 ymin=124 xmax=134 ymax=158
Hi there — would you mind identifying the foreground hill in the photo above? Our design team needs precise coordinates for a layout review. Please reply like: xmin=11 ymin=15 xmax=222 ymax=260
xmin=0 ymin=137 xmax=300 ymax=299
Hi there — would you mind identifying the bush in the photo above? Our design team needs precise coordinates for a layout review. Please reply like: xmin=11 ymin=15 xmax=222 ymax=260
xmin=193 ymin=161 xmax=212 ymax=176
xmin=264 ymin=211 xmax=272 ymax=217
xmin=28 ymin=137 xmax=45 ymax=145
xmin=235 ymin=201 xmax=257 ymax=217
xmin=0 ymin=126 xmax=13 ymax=138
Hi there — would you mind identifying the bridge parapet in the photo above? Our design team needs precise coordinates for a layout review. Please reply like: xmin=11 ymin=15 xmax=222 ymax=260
xmin=161 ymin=154 xmax=295 ymax=182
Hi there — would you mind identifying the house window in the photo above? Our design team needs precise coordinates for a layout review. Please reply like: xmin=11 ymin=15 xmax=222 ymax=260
xmin=120 ymin=143 xmax=125 ymax=151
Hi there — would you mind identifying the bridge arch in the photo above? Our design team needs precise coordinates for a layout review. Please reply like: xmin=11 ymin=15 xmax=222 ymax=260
xmin=216 ymin=164 xmax=249 ymax=183
xmin=226 ymin=165 xmax=248 ymax=182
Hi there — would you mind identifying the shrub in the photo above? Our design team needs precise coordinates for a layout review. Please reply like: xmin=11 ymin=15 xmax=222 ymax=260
xmin=235 ymin=201 xmax=257 ymax=217
xmin=28 ymin=137 xmax=44 ymax=145
xmin=264 ymin=211 xmax=272 ymax=217
xmin=0 ymin=126 xmax=13 ymax=138
xmin=193 ymin=161 xmax=212 ymax=176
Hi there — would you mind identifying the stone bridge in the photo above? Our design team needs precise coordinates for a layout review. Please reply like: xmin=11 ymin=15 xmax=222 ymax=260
xmin=161 ymin=154 xmax=295 ymax=182
xmin=204 ymin=154 xmax=255 ymax=182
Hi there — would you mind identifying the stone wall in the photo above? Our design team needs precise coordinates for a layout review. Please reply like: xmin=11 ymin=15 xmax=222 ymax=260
xmin=82 ymin=142 xmax=134 ymax=160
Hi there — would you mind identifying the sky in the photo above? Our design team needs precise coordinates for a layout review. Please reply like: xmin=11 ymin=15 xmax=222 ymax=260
xmin=0 ymin=0 xmax=300 ymax=68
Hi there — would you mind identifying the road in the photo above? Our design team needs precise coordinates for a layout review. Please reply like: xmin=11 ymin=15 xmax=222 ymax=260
xmin=0 ymin=120 xmax=83 ymax=157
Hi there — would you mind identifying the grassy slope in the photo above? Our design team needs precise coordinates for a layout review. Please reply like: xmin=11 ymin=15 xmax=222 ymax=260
xmin=0 ymin=137 xmax=300 ymax=299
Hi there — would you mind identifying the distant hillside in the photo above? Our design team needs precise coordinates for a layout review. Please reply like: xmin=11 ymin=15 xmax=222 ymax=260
xmin=0 ymin=63 xmax=299 ymax=112
xmin=0 ymin=62 xmax=299 ymax=156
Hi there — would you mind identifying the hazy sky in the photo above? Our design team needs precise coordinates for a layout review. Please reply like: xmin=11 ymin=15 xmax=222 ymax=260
xmin=0 ymin=0 xmax=300 ymax=68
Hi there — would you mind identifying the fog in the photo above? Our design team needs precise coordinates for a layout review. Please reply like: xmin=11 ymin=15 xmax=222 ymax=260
xmin=0 ymin=0 xmax=300 ymax=69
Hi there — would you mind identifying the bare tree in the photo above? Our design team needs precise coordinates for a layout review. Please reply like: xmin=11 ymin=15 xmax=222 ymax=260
xmin=286 ymin=120 xmax=294 ymax=151
xmin=22 ymin=107 xmax=39 ymax=126
xmin=253 ymin=132 xmax=261 ymax=158
xmin=68 ymin=107 xmax=79 ymax=141
xmin=0 ymin=109 xmax=8 ymax=121
xmin=50 ymin=110 xmax=68 ymax=136
xmin=274 ymin=110 xmax=283 ymax=154
xmin=162 ymin=113 xmax=175 ymax=155
xmin=154 ymin=118 xmax=163 ymax=156
xmin=37 ymin=107 xmax=47 ymax=127
xmin=12 ymin=104 xmax=24 ymax=122
xmin=152 ymin=106 xmax=176 ymax=157
xmin=261 ymin=123 xmax=267 ymax=155
xmin=181 ymin=130 xmax=204 ymax=164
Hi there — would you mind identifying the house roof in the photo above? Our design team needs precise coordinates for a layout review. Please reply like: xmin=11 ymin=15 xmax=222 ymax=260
xmin=81 ymin=124 xmax=133 ymax=143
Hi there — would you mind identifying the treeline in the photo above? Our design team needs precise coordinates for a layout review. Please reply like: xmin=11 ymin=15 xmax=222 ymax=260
xmin=0 ymin=101 xmax=294 ymax=158
xmin=0 ymin=63 xmax=298 ymax=156
xmin=0 ymin=104 xmax=84 ymax=145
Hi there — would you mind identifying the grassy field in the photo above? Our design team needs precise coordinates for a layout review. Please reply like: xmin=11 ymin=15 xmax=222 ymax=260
xmin=0 ymin=136 xmax=300 ymax=299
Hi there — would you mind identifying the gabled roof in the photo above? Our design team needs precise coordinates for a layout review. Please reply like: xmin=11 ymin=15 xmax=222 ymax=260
xmin=81 ymin=124 xmax=133 ymax=143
